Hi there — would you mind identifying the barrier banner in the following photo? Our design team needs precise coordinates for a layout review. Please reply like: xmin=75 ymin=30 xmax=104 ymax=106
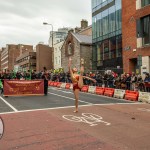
xmin=60 ymin=83 xmax=66 ymax=88
xmin=70 ymin=84 xmax=73 ymax=90
xmin=113 ymin=89 xmax=125 ymax=99
xmin=138 ymin=92 xmax=150 ymax=103
xmin=88 ymin=86 xmax=96 ymax=93
xmin=4 ymin=80 xmax=44 ymax=96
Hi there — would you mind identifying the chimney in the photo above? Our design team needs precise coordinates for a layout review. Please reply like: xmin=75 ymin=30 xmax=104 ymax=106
xmin=75 ymin=27 xmax=81 ymax=33
xmin=81 ymin=19 xmax=88 ymax=29
xmin=68 ymin=29 xmax=74 ymax=33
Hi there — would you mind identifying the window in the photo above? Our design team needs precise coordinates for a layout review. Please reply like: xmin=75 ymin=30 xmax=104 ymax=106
xmin=116 ymin=35 xmax=122 ymax=57
xmin=67 ymin=43 xmax=73 ymax=55
xmin=59 ymin=56 xmax=60 ymax=64
xmin=142 ymin=0 xmax=150 ymax=7
xmin=137 ymin=55 xmax=142 ymax=66
xmin=97 ymin=42 xmax=102 ymax=62
xmin=103 ymin=40 xmax=109 ymax=60
xmin=102 ymin=9 xmax=109 ymax=36
xmin=92 ymin=44 xmax=97 ymax=63
xmin=109 ymin=6 xmax=116 ymax=33
xmin=116 ymin=0 xmax=122 ymax=32
xmin=142 ymin=15 xmax=150 ymax=45
xmin=56 ymin=57 xmax=57 ymax=64
xmin=110 ymin=37 xmax=116 ymax=59
xmin=92 ymin=16 xmax=97 ymax=39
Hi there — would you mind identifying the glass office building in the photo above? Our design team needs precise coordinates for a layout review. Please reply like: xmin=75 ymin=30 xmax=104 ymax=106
xmin=92 ymin=0 xmax=122 ymax=72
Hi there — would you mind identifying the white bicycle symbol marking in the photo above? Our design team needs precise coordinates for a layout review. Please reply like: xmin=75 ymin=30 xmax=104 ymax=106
xmin=0 ymin=117 xmax=4 ymax=139
xmin=62 ymin=113 xmax=111 ymax=126
xmin=138 ymin=108 xmax=150 ymax=112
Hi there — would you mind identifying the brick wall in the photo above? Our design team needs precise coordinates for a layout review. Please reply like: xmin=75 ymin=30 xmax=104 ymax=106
xmin=8 ymin=45 xmax=20 ymax=71
xmin=80 ymin=45 xmax=92 ymax=72
xmin=122 ymin=0 xmax=150 ymax=73
xmin=36 ymin=44 xmax=53 ymax=72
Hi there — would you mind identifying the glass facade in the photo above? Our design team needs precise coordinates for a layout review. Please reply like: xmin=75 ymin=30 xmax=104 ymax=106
xmin=92 ymin=0 xmax=122 ymax=71
xmin=141 ymin=0 xmax=150 ymax=7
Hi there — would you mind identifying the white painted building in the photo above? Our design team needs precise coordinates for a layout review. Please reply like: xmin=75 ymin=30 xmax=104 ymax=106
xmin=49 ymin=28 xmax=71 ymax=47
xmin=49 ymin=27 xmax=71 ymax=69
xmin=54 ymin=41 xmax=64 ymax=69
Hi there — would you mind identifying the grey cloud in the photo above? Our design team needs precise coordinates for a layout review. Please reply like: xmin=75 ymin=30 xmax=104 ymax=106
xmin=0 ymin=0 xmax=91 ymax=48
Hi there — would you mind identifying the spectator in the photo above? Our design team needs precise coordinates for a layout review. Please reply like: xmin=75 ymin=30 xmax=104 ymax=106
xmin=144 ymin=73 xmax=150 ymax=92
xmin=107 ymin=72 xmax=114 ymax=88
xmin=130 ymin=72 xmax=137 ymax=91
xmin=125 ymin=73 xmax=131 ymax=90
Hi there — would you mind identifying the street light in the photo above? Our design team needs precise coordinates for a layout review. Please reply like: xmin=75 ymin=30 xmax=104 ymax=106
xmin=43 ymin=22 xmax=54 ymax=69
xmin=43 ymin=22 xmax=53 ymax=48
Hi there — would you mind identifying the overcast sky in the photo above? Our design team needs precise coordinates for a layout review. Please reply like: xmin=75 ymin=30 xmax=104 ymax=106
xmin=0 ymin=0 xmax=91 ymax=48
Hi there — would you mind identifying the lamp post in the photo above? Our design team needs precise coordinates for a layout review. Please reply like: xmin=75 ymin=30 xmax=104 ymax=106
xmin=43 ymin=22 xmax=54 ymax=69
xmin=43 ymin=22 xmax=53 ymax=48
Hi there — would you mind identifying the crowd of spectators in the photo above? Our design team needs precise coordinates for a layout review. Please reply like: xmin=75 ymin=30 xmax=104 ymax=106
xmin=0 ymin=70 xmax=150 ymax=92
xmin=49 ymin=71 xmax=150 ymax=92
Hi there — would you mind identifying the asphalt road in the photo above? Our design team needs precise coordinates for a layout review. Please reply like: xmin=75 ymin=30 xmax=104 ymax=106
xmin=1 ymin=87 xmax=150 ymax=150
xmin=0 ymin=87 xmax=133 ymax=114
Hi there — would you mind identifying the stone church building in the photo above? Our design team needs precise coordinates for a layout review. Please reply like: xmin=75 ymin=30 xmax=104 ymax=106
xmin=61 ymin=20 xmax=92 ymax=72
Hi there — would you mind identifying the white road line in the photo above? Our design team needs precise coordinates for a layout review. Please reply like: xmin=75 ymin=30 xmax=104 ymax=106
xmin=48 ymin=92 xmax=92 ymax=105
xmin=49 ymin=87 xmax=73 ymax=94
xmin=49 ymin=87 xmax=136 ymax=103
xmin=0 ymin=104 xmax=93 ymax=115
xmin=60 ymin=91 xmax=73 ymax=94
xmin=0 ymin=96 xmax=18 ymax=112
xmin=93 ymin=102 xmax=142 ymax=106
xmin=0 ymin=103 xmax=145 ymax=115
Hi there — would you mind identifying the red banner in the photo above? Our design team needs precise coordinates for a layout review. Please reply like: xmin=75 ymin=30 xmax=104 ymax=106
xmin=4 ymin=80 xmax=44 ymax=96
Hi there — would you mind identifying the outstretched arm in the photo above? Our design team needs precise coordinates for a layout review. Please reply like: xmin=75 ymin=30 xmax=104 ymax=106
xmin=68 ymin=57 xmax=73 ymax=78
xmin=83 ymin=76 xmax=96 ymax=83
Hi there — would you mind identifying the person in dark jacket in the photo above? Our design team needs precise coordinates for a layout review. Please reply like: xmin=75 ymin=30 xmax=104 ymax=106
xmin=42 ymin=67 xmax=49 ymax=95
xmin=125 ymin=73 xmax=131 ymax=90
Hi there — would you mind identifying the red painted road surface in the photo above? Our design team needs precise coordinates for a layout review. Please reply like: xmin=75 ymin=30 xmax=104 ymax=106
xmin=0 ymin=103 xmax=150 ymax=150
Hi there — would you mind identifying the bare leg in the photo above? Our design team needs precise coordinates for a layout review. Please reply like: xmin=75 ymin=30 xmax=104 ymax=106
xmin=73 ymin=89 xmax=79 ymax=112
xmin=78 ymin=59 xmax=84 ymax=88
xmin=78 ymin=74 xmax=83 ymax=88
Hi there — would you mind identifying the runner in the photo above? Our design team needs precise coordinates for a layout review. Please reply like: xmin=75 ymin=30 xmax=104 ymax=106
xmin=68 ymin=57 xmax=96 ymax=113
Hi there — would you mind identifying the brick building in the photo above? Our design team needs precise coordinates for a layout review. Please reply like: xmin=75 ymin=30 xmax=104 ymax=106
xmin=15 ymin=52 xmax=36 ymax=71
xmin=61 ymin=24 xmax=92 ymax=72
xmin=15 ymin=44 xmax=53 ymax=72
xmin=0 ymin=44 xmax=32 ymax=71
xmin=36 ymin=44 xmax=53 ymax=72
xmin=122 ymin=0 xmax=150 ymax=74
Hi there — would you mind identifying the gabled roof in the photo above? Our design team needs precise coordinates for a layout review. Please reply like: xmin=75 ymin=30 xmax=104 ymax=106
xmin=72 ymin=33 xmax=92 ymax=45
xmin=78 ymin=25 xmax=92 ymax=34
